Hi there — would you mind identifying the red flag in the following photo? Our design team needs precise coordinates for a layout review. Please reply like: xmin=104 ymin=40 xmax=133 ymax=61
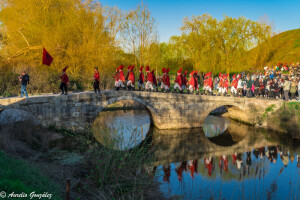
xmin=42 ymin=47 xmax=53 ymax=66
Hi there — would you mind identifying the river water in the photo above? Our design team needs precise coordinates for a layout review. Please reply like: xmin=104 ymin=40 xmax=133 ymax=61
xmin=93 ymin=109 xmax=300 ymax=200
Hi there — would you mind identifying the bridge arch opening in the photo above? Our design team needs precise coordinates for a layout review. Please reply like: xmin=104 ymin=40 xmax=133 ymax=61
xmin=92 ymin=100 xmax=153 ymax=150
xmin=203 ymin=105 xmax=248 ymax=147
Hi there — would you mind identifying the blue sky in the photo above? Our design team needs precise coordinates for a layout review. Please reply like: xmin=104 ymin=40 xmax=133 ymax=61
xmin=99 ymin=0 xmax=300 ymax=42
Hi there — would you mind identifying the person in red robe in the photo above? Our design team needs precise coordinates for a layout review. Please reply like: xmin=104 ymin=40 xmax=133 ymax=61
xmin=161 ymin=68 xmax=167 ymax=92
xmin=145 ymin=66 xmax=154 ymax=91
xmin=182 ymin=71 xmax=188 ymax=92
xmin=60 ymin=66 xmax=69 ymax=95
xmin=231 ymin=74 xmax=238 ymax=96
xmin=203 ymin=72 xmax=213 ymax=95
xmin=126 ymin=65 xmax=135 ymax=91
xmin=93 ymin=67 xmax=100 ymax=93
xmin=113 ymin=65 xmax=125 ymax=90
xmin=188 ymin=71 xmax=198 ymax=94
xmin=152 ymin=69 xmax=158 ymax=92
xmin=113 ymin=66 xmax=120 ymax=90
xmin=174 ymin=68 xmax=183 ymax=93
xmin=138 ymin=66 xmax=144 ymax=91
xmin=223 ymin=74 xmax=229 ymax=96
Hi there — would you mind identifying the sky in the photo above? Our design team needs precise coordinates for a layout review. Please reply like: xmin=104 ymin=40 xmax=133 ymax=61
xmin=99 ymin=0 xmax=300 ymax=42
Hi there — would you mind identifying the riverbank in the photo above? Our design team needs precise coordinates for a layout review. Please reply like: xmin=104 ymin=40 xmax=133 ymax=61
xmin=265 ymin=102 xmax=300 ymax=139
xmin=0 ymin=122 xmax=165 ymax=200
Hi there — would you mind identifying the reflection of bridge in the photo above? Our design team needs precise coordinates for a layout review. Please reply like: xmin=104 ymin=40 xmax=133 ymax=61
xmin=150 ymin=124 xmax=300 ymax=166
xmin=0 ymin=91 xmax=283 ymax=131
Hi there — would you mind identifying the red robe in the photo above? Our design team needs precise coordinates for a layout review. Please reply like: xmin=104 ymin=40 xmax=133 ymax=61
xmin=94 ymin=72 xmax=100 ymax=81
xmin=165 ymin=74 xmax=170 ymax=87
xmin=113 ymin=71 xmax=119 ymax=81
xmin=139 ymin=72 xmax=144 ymax=83
xmin=119 ymin=71 xmax=125 ymax=82
xmin=152 ymin=72 xmax=157 ymax=86
xmin=188 ymin=76 xmax=198 ymax=89
xmin=231 ymin=78 xmax=238 ymax=89
xmin=147 ymin=72 xmax=154 ymax=83
xmin=207 ymin=77 xmax=213 ymax=89
xmin=61 ymin=73 xmax=69 ymax=84
xmin=219 ymin=78 xmax=224 ymax=88
xmin=224 ymin=79 xmax=229 ymax=90
xmin=175 ymin=74 xmax=183 ymax=86
xmin=127 ymin=71 xmax=135 ymax=84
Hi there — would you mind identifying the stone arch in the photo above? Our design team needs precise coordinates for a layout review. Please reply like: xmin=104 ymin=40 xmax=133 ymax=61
xmin=203 ymin=103 xmax=252 ymax=125
xmin=92 ymin=95 xmax=158 ymax=126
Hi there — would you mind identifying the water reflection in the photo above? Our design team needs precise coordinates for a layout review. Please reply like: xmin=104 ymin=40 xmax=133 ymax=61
xmin=203 ymin=115 xmax=230 ymax=138
xmin=151 ymin=126 xmax=300 ymax=200
xmin=93 ymin=109 xmax=150 ymax=150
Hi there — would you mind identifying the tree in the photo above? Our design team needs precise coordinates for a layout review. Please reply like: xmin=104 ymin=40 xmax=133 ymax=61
xmin=121 ymin=2 xmax=157 ymax=68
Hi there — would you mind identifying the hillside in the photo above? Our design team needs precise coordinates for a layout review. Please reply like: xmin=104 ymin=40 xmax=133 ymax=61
xmin=263 ymin=28 xmax=300 ymax=66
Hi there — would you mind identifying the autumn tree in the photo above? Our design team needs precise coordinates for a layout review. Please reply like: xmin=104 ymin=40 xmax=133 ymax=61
xmin=0 ymin=0 xmax=126 ymax=92
xmin=178 ymin=14 xmax=272 ymax=73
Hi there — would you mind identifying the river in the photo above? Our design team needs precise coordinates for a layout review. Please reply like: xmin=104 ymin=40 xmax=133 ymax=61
xmin=93 ymin=109 xmax=300 ymax=200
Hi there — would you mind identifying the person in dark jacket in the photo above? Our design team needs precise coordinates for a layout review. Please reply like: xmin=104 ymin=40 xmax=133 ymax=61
xmin=19 ymin=71 xmax=30 ymax=98
xmin=245 ymin=76 xmax=252 ymax=98
xmin=253 ymin=77 xmax=260 ymax=97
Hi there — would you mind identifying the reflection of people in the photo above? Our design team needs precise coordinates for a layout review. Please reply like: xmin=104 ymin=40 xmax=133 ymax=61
xmin=267 ymin=146 xmax=278 ymax=164
xmin=236 ymin=153 xmax=243 ymax=170
xmin=204 ymin=157 xmax=214 ymax=176
xmin=246 ymin=152 xmax=252 ymax=175
xmin=188 ymin=160 xmax=198 ymax=178
xmin=232 ymin=153 xmax=237 ymax=165
xmin=219 ymin=155 xmax=229 ymax=173
xmin=163 ymin=164 xmax=171 ymax=183
xmin=297 ymin=155 xmax=300 ymax=168
xmin=175 ymin=162 xmax=187 ymax=182
xmin=280 ymin=146 xmax=289 ymax=167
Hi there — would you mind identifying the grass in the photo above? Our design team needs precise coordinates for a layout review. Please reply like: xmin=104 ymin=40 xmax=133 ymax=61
xmin=0 ymin=151 xmax=62 ymax=199
xmin=82 ymin=125 xmax=163 ymax=200
xmin=258 ymin=28 xmax=300 ymax=66
xmin=266 ymin=102 xmax=300 ymax=136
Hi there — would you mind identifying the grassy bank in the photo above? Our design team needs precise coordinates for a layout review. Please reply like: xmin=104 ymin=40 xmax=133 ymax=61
xmin=266 ymin=102 xmax=300 ymax=138
xmin=0 ymin=121 xmax=164 ymax=200
xmin=0 ymin=151 xmax=62 ymax=199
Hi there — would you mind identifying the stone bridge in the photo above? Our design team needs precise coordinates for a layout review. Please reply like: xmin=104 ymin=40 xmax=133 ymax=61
xmin=0 ymin=90 xmax=283 ymax=132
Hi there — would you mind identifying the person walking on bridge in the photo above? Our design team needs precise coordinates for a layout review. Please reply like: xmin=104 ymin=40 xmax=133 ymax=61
xmin=60 ymin=66 xmax=69 ymax=95
xmin=145 ymin=66 xmax=154 ymax=92
xmin=19 ymin=70 xmax=30 ymax=98
xmin=138 ymin=66 xmax=145 ymax=91
xmin=93 ymin=67 xmax=100 ymax=93
xmin=113 ymin=65 xmax=126 ymax=90
xmin=126 ymin=65 xmax=135 ymax=91
xmin=182 ymin=71 xmax=188 ymax=93
xmin=174 ymin=68 xmax=183 ymax=93
xmin=161 ymin=68 xmax=170 ymax=93
xmin=152 ymin=69 xmax=158 ymax=92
